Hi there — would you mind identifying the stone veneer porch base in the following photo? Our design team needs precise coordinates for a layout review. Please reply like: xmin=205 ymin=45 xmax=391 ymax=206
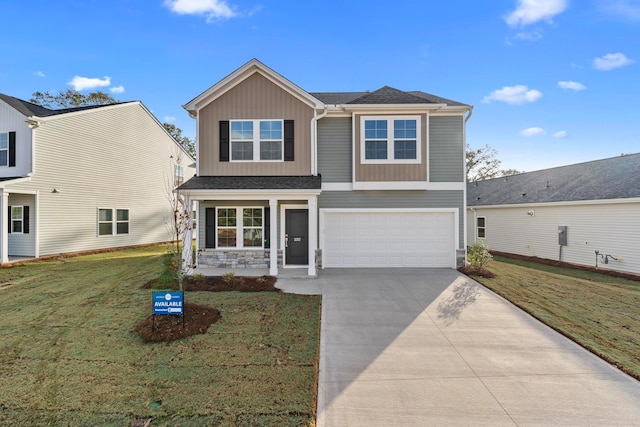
xmin=197 ymin=249 xmax=283 ymax=269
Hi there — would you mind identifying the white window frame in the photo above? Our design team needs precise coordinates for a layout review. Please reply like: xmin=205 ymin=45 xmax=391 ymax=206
xmin=174 ymin=165 xmax=184 ymax=187
xmin=477 ymin=216 xmax=486 ymax=239
xmin=116 ymin=208 xmax=130 ymax=235
xmin=98 ymin=208 xmax=130 ymax=236
xmin=0 ymin=132 xmax=8 ymax=167
xmin=11 ymin=205 xmax=24 ymax=234
xmin=215 ymin=207 xmax=265 ymax=249
xmin=230 ymin=119 xmax=284 ymax=162
xmin=360 ymin=115 xmax=421 ymax=164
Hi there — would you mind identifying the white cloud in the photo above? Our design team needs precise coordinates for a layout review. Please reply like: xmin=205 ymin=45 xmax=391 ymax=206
xmin=593 ymin=52 xmax=634 ymax=70
xmin=164 ymin=0 xmax=236 ymax=21
xmin=164 ymin=116 xmax=176 ymax=123
xmin=513 ymin=31 xmax=543 ymax=41
xmin=68 ymin=76 xmax=111 ymax=91
xmin=553 ymin=130 xmax=568 ymax=138
xmin=596 ymin=0 xmax=640 ymax=20
xmin=482 ymin=85 xmax=543 ymax=104
xmin=558 ymin=80 xmax=587 ymax=91
xmin=33 ymin=71 xmax=45 ymax=77
xmin=520 ymin=127 xmax=546 ymax=136
xmin=505 ymin=0 xmax=568 ymax=27
xmin=110 ymin=86 xmax=125 ymax=94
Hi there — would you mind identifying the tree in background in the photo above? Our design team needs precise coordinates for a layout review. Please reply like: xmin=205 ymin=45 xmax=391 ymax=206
xmin=163 ymin=123 xmax=196 ymax=158
xmin=30 ymin=89 xmax=117 ymax=108
xmin=466 ymin=144 xmax=522 ymax=182
xmin=30 ymin=90 xmax=196 ymax=158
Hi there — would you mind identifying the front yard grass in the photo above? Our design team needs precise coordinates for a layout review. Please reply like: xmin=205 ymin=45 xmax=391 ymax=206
xmin=0 ymin=245 xmax=321 ymax=426
xmin=472 ymin=255 xmax=640 ymax=380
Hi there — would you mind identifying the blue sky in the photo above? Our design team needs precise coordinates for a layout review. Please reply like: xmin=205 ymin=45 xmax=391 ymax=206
xmin=1 ymin=0 xmax=638 ymax=172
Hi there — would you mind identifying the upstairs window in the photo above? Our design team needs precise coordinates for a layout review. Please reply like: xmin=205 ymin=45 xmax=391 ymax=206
xmin=230 ymin=120 xmax=283 ymax=162
xmin=361 ymin=116 xmax=420 ymax=164
xmin=0 ymin=133 xmax=8 ymax=167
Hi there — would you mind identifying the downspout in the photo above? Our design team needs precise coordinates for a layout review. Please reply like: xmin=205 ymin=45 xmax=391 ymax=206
xmin=310 ymin=108 xmax=328 ymax=175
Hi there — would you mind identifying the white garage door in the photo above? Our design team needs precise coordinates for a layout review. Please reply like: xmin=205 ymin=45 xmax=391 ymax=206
xmin=322 ymin=210 xmax=456 ymax=268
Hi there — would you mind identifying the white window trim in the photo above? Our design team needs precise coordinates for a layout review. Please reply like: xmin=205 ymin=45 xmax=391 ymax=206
xmin=215 ymin=207 xmax=265 ymax=249
xmin=230 ymin=119 xmax=284 ymax=163
xmin=97 ymin=208 xmax=130 ymax=236
xmin=11 ymin=205 xmax=24 ymax=234
xmin=477 ymin=216 xmax=486 ymax=239
xmin=360 ymin=115 xmax=421 ymax=164
xmin=116 ymin=208 xmax=130 ymax=235
xmin=0 ymin=132 xmax=8 ymax=167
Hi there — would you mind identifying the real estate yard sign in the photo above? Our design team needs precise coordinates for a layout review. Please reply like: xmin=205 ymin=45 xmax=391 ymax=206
xmin=153 ymin=291 xmax=184 ymax=315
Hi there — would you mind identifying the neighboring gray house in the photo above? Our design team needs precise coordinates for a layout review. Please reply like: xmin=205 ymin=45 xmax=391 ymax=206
xmin=0 ymin=94 xmax=195 ymax=263
xmin=179 ymin=59 xmax=472 ymax=276
xmin=467 ymin=153 xmax=640 ymax=275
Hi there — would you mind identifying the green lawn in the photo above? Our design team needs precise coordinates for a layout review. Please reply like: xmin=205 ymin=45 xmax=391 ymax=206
xmin=472 ymin=256 xmax=640 ymax=380
xmin=0 ymin=245 xmax=321 ymax=426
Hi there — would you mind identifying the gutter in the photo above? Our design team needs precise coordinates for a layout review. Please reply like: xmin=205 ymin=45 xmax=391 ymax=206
xmin=310 ymin=108 xmax=328 ymax=175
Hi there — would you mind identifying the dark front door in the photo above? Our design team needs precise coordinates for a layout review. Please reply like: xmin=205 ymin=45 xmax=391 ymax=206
xmin=285 ymin=209 xmax=308 ymax=265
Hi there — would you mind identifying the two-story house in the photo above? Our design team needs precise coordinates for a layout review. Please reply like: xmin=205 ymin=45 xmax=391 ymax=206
xmin=180 ymin=59 xmax=471 ymax=277
xmin=0 ymin=94 xmax=195 ymax=263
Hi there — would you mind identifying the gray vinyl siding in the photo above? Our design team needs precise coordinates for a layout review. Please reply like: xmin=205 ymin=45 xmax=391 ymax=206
xmin=319 ymin=190 xmax=465 ymax=248
xmin=7 ymin=193 xmax=36 ymax=256
xmin=6 ymin=103 xmax=195 ymax=256
xmin=429 ymin=115 xmax=464 ymax=182
xmin=467 ymin=202 xmax=640 ymax=275
xmin=0 ymin=100 xmax=33 ymax=177
xmin=317 ymin=117 xmax=352 ymax=182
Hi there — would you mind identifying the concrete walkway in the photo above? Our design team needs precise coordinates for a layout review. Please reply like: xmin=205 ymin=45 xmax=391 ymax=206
xmin=277 ymin=268 xmax=640 ymax=426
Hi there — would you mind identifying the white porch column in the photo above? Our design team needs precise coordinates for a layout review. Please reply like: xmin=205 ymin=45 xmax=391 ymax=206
xmin=0 ymin=190 xmax=8 ymax=263
xmin=269 ymin=198 xmax=278 ymax=276
xmin=307 ymin=196 xmax=317 ymax=276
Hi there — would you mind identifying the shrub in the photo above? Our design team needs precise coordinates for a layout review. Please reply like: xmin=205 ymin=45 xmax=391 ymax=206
xmin=467 ymin=242 xmax=493 ymax=270
xmin=221 ymin=272 xmax=236 ymax=284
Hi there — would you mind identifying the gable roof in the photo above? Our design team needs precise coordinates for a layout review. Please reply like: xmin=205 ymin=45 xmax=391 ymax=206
xmin=310 ymin=87 xmax=469 ymax=107
xmin=467 ymin=153 xmax=640 ymax=206
xmin=0 ymin=93 xmax=132 ymax=118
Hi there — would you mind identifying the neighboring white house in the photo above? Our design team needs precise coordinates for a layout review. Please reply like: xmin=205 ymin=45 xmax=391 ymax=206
xmin=0 ymin=93 xmax=195 ymax=263
xmin=467 ymin=153 xmax=640 ymax=275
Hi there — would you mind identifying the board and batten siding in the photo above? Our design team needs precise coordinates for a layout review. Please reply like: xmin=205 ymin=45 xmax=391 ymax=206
xmin=319 ymin=190 xmax=465 ymax=249
xmin=317 ymin=117 xmax=352 ymax=182
xmin=6 ymin=103 xmax=194 ymax=257
xmin=0 ymin=99 xmax=33 ymax=177
xmin=198 ymin=73 xmax=313 ymax=176
xmin=468 ymin=202 xmax=640 ymax=274
xmin=354 ymin=113 xmax=427 ymax=182
xmin=429 ymin=115 xmax=465 ymax=182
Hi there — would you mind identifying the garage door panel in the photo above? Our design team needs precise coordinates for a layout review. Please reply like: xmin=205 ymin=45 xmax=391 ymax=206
xmin=323 ymin=211 xmax=455 ymax=268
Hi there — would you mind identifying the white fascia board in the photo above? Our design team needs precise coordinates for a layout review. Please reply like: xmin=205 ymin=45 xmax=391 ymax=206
xmin=468 ymin=197 xmax=640 ymax=210
xmin=342 ymin=103 xmax=446 ymax=113
xmin=182 ymin=59 xmax=325 ymax=114
xmin=430 ymin=107 xmax=471 ymax=116
xmin=351 ymin=181 xmax=465 ymax=191
xmin=181 ymin=188 xmax=322 ymax=201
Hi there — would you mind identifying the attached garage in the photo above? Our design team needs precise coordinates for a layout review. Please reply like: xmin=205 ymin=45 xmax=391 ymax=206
xmin=320 ymin=209 xmax=457 ymax=268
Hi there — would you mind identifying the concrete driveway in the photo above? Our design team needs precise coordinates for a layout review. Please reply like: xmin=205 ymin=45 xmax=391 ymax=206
xmin=277 ymin=268 xmax=640 ymax=426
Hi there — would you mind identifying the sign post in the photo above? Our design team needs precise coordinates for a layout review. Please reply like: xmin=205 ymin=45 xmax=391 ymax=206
xmin=152 ymin=291 xmax=184 ymax=329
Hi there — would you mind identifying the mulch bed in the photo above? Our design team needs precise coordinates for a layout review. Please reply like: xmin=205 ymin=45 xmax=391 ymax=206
xmin=137 ymin=275 xmax=279 ymax=342
xmin=457 ymin=265 xmax=495 ymax=278
xmin=135 ymin=302 xmax=221 ymax=343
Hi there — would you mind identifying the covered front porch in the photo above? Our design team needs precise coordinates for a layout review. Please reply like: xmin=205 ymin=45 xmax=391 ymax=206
xmin=179 ymin=176 xmax=322 ymax=277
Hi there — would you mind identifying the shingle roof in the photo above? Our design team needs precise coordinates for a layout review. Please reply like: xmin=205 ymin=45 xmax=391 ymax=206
xmin=311 ymin=87 xmax=469 ymax=107
xmin=178 ymin=175 xmax=322 ymax=190
xmin=0 ymin=93 xmax=132 ymax=118
xmin=467 ymin=153 xmax=640 ymax=206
